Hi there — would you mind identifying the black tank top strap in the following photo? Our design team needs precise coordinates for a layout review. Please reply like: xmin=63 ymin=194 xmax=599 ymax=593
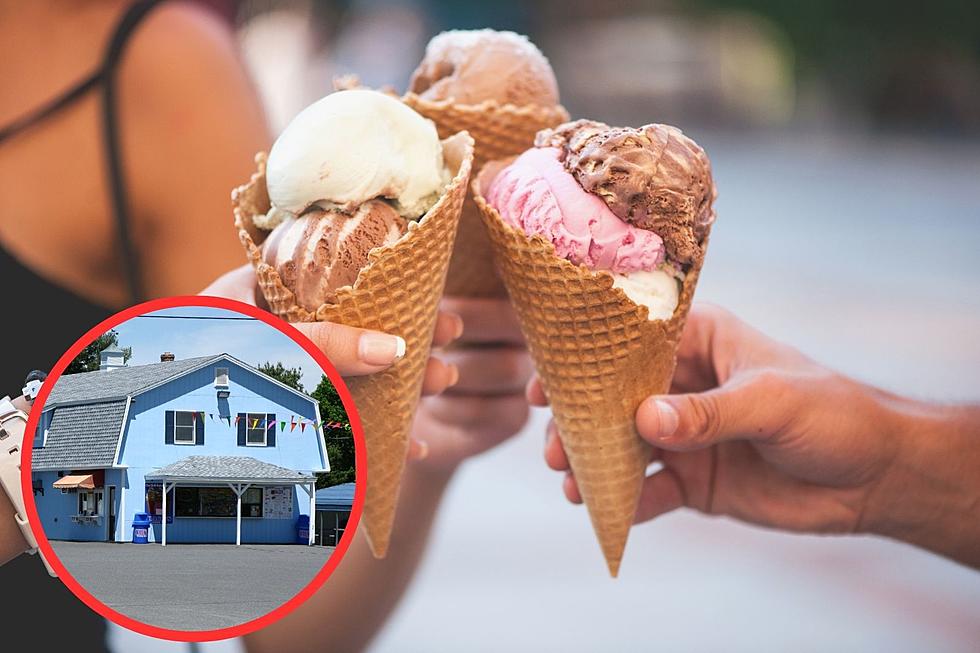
xmin=0 ymin=0 xmax=163 ymax=305
xmin=0 ymin=70 xmax=103 ymax=145
xmin=100 ymin=0 xmax=164 ymax=304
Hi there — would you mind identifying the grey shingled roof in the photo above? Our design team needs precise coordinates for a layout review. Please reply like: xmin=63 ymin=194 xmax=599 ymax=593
xmin=315 ymin=483 xmax=355 ymax=510
xmin=47 ymin=355 xmax=222 ymax=406
xmin=145 ymin=456 xmax=314 ymax=483
xmin=32 ymin=401 xmax=127 ymax=470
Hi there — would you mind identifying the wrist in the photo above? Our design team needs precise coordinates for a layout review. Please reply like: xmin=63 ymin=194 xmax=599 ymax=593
xmin=863 ymin=398 xmax=980 ymax=566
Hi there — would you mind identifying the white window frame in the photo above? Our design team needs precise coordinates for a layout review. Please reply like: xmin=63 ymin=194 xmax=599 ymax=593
xmin=174 ymin=410 xmax=197 ymax=445
xmin=78 ymin=489 xmax=103 ymax=517
xmin=245 ymin=412 xmax=267 ymax=447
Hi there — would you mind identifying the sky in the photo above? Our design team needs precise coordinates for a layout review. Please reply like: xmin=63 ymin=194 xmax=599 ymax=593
xmin=111 ymin=306 xmax=326 ymax=392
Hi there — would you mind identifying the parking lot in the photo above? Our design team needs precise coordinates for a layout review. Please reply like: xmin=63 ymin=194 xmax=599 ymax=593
xmin=51 ymin=542 xmax=334 ymax=631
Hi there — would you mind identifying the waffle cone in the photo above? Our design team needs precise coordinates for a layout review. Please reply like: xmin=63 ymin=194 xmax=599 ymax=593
xmin=233 ymin=132 xmax=475 ymax=558
xmin=472 ymin=159 xmax=709 ymax=576
xmin=402 ymin=94 xmax=569 ymax=297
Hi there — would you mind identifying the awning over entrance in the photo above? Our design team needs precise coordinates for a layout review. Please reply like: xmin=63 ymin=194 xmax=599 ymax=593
xmin=53 ymin=474 xmax=95 ymax=490
xmin=144 ymin=455 xmax=318 ymax=547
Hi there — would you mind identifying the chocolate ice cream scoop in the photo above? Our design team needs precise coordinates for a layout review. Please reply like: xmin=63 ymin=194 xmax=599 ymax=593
xmin=409 ymin=29 xmax=559 ymax=107
xmin=262 ymin=201 xmax=407 ymax=311
xmin=536 ymin=119 xmax=716 ymax=265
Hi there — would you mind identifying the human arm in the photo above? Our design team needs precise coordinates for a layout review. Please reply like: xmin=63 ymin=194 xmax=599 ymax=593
xmin=537 ymin=304 xmax=980 ymax=569
xmin=0 ymin=393 xmax=34 ymax=566
xmin=245 ymin=297 xmax=533 ymax=653
xmin=122 ymin=3 xmax=272 ymax=299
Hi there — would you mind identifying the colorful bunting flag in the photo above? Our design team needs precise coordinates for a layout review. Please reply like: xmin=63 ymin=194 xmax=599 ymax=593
xmin=251 ymin=418 xmax=259 ymax=429
xmin=290 ymin=417 xmax=297 ymax=432
xmin=280 ymin=421 xmax=286 ymax=430
xmin=234 ymin=415 xmax=241 ymax=426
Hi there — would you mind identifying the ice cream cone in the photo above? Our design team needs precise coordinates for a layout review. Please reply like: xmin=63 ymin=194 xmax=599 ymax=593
xmin=402 ymin=94 xmax=568 ymax=297
xmin=234 ymin=132 xmax=475 ymax=558
xmin=472 ymin=159 xmax=709 ymax=576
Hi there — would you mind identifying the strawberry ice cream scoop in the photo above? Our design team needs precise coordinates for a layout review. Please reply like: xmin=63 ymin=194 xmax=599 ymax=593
xmin=485 ymin=147 xmax=665 ymax=274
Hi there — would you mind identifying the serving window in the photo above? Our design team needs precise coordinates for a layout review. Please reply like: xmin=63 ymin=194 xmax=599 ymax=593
xmin=174 ymin=486 xmax=264 ymax=518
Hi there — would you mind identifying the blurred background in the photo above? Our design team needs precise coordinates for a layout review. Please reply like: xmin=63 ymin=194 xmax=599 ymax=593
xmin=225 ymin=0 xmax=978 ymax=650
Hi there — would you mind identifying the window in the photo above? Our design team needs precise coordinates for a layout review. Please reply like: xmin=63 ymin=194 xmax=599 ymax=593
xmin=174 ymin=486 xmax=264 ymax=518
xmin=215 ymin=367 xmax=229 ymax=387
xmin=174 ymin=411 xmax=196 ymax=444
xmin=242 ymin=487 xmax=263 ymax=517
xmin=78 ymin=490 xmax=102 ymax=516
xmin=246 ymin=413 xmax=267 ymax=446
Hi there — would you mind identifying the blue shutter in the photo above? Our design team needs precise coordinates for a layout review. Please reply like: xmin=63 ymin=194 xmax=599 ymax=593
xmin=165 ymin=411 xmax=174 ymax=444
xmin=237 ymin=413 xmax=246 ymax=446
xmin=266 ymin=413 xmax=276 ymax=447
xmin=195 ymin=413 xmax=205 ymax=445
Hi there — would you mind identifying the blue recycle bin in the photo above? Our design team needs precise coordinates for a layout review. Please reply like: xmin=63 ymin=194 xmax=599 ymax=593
xmin=296 ymin=514 xmax=310 ymax=544
xmin=132 ymin=512 xmax=151 ymax=544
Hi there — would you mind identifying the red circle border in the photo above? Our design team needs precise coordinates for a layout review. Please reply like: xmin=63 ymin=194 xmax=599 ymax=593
xmin=19 ymin=295 xmax=367 ymax=642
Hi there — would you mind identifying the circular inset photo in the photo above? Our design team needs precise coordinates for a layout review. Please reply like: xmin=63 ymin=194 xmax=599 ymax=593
xmin=21 ymin=296 xmax=365 ymax=641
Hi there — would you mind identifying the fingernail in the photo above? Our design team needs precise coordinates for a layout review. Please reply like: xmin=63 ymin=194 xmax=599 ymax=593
xmin=359 ymin=333 xmax=406 ymax=365
xmin=450 ymin=314 xmax=464 ymax=340
xmin=447 ymin=364 xmax=460 ymax=387
xmin=654 ymin=399 xmax=680 ymax=439
xmin=416 ymin=440 xmax=429 ymax=460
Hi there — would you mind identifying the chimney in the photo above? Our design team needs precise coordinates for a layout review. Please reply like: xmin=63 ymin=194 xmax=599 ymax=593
xmin=99 ymin=345 xmax=127 ymax=372
xmin=160 ymin=352 xmax=175 ymax=362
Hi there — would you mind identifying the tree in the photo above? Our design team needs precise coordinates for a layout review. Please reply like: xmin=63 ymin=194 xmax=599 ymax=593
xmin=65 ymin=330 xmax=131 ymax=374
xmin=311 ymin=375 xmax=355 ymax=488
xmin=256 ymin=362 xmax=304 ymax=393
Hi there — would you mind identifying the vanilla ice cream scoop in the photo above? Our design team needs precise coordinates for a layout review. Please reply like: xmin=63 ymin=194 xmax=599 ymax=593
xmin=265 ymin=89 xmax=449 ymax=221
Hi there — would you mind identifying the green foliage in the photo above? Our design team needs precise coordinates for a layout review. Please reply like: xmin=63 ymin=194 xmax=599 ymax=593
xmin=256 ymin=362 xmax=304 ymax=393
xmin=312 ymin=375 xmax=355 ymax=488
xmin=65 ymin=330 xmax=131 ymax=374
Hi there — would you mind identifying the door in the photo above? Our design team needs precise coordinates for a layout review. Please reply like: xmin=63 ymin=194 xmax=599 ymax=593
xmin=107 ymin=486 xmax=117 ymax=541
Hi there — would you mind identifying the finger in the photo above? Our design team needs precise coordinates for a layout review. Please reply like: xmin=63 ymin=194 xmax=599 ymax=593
xmin=420 ymin=358 xmax=459 ymax=396
xmin=441 ymin=346 xmax=533 ymax=395
xmin=562 ymin=472 xmax=583 ymax=504
xmin=432 ymin=311 xmax=464 ymax=348
xmin=543 ymin=420 xmax=569 ymax=471
xmin=633 ymin=468 xmax=686 ymax=523
xmin=525 ymin=375 xmax=548 ymax=406
xmin=200 ymin=264 xmax=258 ymax=305
xmin=636 ymin=371 xmax=797 ymax=451
xmin=440 ymin=297 xmax=524 ymax=345
xmin=291 ymin=322 xmax=405 ymax=377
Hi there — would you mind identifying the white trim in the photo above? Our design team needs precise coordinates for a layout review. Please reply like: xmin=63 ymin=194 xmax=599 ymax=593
xmin=313 ymin=403 xmax=330 ymax=472
xmin=173 ymin=410 xmax=198 ymax=445
xmin=136 ymin=354 xmax=316 ymax=404
xmin=32 ymin=464 xmax=129 ymax=472
xmin=119 ymin=471 xmax=126 ymax=543
xmin=144 ymin=476 xmax=311 ymax=485
xmin=244 ymin=412 xmax=268 ymax=446
xmin=111 ymin=397 xmax=132 ymax=465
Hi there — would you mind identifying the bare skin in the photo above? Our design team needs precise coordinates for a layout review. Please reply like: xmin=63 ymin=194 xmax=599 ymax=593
xmin=537 ymin=304 xmax=980 ymax=570
xmin=0 ymin=395 xmax=35 ymax=566
xmin=0 ymin=1 xmax=268 ymax=306
xmin=245 ymin=297 xmax=532 ymax=653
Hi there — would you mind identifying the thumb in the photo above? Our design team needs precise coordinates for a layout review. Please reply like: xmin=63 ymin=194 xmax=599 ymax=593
xmin=636 ymin=373 xmax=793 ymax=451
xmin=291 ymin=321 xmax=406 ymax=377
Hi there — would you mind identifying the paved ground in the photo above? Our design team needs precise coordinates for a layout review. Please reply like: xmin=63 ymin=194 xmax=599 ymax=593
xmin=52 ymin=542 xmax=333 ymax=631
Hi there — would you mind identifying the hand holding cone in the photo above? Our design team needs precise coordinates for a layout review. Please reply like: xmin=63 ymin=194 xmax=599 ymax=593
xmin=471 ymin=120 xmax=715 ymax=575
xmin=234 ymin=132 xmax=475 ymax=557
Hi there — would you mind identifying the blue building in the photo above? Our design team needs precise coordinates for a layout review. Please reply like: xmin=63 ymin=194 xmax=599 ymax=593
xmin=315 ymin=482 xmax=354 ymax=547
xmin=31 ymin=351 xmax=330 ymax=545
